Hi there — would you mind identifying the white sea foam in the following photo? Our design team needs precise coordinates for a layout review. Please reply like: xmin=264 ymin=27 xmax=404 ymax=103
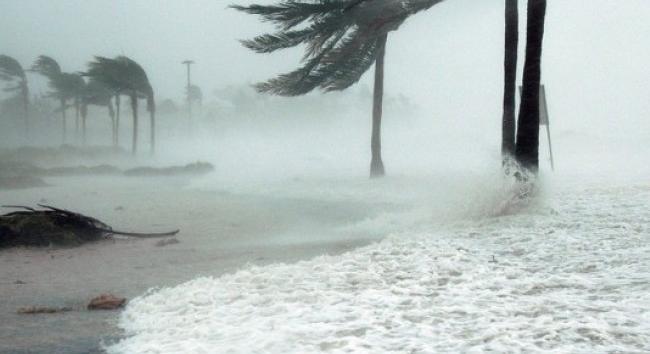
xmin=107 ymin=181 xmax=650 ymax=353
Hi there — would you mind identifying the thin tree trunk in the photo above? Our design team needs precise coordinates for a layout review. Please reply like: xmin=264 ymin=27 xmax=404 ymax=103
xmin=75 ymin=100 xmax=80 ymax=142
xmin=22 ymin=85 xmax=29 ymax=139
xmin=130 ymin=93 xmax=138 ymax=155
xmin=81 ymin=103 xmax=88 ymax=146
xmin=149 ymin=97 xmax=155 ymax=155
xmin=515 ymin=0 xmax=547 ymax=173
xmin=115 ymin=95 xmax=121 ymax=148
xmin=370 ymin=33 xmax=387 ymax=178
xmin=502 ymin=0 xmax=518 ymax=163
xmin=61 ymin=99 xmax=67 ymax=144
xmin=108 ymin=101 xmax=116 ymax=147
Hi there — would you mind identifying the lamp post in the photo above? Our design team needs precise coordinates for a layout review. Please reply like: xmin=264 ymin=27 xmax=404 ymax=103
xmin=182 ymin=60 xmax=194 ymax=133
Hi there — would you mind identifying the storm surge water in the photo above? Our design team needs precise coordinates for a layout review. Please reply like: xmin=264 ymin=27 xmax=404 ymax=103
xmin=105 ymin=148 xmax=650 ymax=353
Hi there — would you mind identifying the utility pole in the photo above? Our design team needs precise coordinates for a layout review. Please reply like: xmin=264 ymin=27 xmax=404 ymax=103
xmin=182 ymin=60 xmax=194 ymax=133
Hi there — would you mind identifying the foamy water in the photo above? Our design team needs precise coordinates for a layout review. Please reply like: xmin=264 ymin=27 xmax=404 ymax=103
xmin=106 ymin=177 xmax=650 ymax=353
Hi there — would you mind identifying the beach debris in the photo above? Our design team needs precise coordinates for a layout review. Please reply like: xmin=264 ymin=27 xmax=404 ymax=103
xmin=17 ymin=306 xmax=73 ymax=314
xmin=155 ymin=238 xmax=180 ymax=247
xmin=0 ymin=205 xmax=179 ymax=248
xmin=88 ymin=294 xmax=126 ymax=310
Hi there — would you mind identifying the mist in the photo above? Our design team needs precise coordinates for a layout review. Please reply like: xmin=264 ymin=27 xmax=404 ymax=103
xmin=1 ymin=1 xmax=649 ymax=353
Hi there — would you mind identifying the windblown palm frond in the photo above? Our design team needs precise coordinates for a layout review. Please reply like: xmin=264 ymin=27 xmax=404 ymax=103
xmin=83 ymin=79 xmax=113 ymax=106
xmin=0 ymin=55 xmax=26 ymax=81
xmin=0 ymin=55 xmax=28 ymax=96
xmin=235 ymin=0 xmax=444 ymax=96
xmin=31 ymin=55 xmax=62 ymax=79
xmin=84 ymin=56 xmax=154 ymax=110
xmin=231 ymin=0 xmax=357 ymax=30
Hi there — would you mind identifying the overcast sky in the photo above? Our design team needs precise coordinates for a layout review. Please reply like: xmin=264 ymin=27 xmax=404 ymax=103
xmin=1 ymin=0 xmax=649 ymax=138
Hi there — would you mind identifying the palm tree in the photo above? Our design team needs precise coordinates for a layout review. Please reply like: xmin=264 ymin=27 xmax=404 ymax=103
xmin=502 ymin=0 xmax=518 ymax=165
xmin=515 ymin=0 xmax=547 ymax=173
xmin=31 ymin=56 xmax=81 ymax=144
xmin=233 ymin=0 xmax=444 ymax=178
xmin=84 ymin=56 xmax=155 ymax=154
xmin=0 ymin=55 xmax=29 ymax=138
xmin=80 ymin=79 xmax=116 ymax=146
xmin=84 ymin=56 xmax=127 ymax=148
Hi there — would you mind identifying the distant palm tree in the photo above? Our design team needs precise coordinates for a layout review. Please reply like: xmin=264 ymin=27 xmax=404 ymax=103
xmin=0 ymin=55 xmax=29 ymax=137
xmin=515 ymin=0 xmax=547 ymax=173
xmin=234 ymin=0 xmax=444 ymax=178
xmin=502 ymin=0 xmax=518 ymax=164
xmin=84 ymin=56 xmax=156 ymax=154
xmin=31 ymin=56 xmax=82 ymax=144
xmin=80 ymin=79 xmax=116 ymax=146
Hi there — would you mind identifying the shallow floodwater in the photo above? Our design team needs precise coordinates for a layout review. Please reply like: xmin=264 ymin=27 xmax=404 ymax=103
xmin=0 ymin=176 xmax=389 ymax=353
xmin=107 ymin=178 xmax=650 ymax=353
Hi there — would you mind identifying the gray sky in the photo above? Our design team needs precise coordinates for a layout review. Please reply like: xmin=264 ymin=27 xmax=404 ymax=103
xmin=1 ymin=0 xmax=649 ymax=138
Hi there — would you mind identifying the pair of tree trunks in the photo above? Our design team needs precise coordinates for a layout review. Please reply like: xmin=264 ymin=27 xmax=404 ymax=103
xmin=502 ymin=0 xmax=547 ymax=174
xmin=370 ymin=33 xmax=387 ymax=178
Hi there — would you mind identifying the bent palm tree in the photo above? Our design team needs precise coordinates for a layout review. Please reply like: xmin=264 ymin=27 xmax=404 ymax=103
xmin=32 ymin=56 xmax=80 ymax=144
xmin=0 ymin=55 xmax=29 ymax=137
xmin=515 ymin=0 xmax=547 ymax=174
xmin=233 ymin=0 xmax=444 ymax=178
xmin=80 ymin=79 xmax=116 ymax=146
xmin=84 ymin=56 xmax=156 ymax=154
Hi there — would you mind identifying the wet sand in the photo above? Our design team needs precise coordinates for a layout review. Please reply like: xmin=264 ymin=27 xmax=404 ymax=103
xmin=0 ymin=176 xmax=385 ymax=353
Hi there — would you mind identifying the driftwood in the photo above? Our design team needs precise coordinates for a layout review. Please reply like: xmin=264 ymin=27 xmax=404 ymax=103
xmin=0 ymin=205 xmax=179 ymax=248
xmin=17 ymin=306 xmax=73 ymax=315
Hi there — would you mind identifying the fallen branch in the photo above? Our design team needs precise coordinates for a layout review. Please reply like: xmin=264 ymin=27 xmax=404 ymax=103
xmin=1 ymin=204 xmax=180 ymax=248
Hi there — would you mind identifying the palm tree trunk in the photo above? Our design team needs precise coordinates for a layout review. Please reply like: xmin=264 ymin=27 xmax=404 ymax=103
xmin=502 ymin=0 xmax=518 ymax=163
xmin=515 ymin=0 xmax=547 ymax=173
xmin=22 ymin=85 xmax=29 ymax=139
xmin=130 ymin=93 xmax=138 ymax=155
xmin=108 ymin=101 xmax=116 ymax=147
xmin=115 ymin=95 xmax=121 ymax=148
xmin=81 ymin=103 xmax=88 ymax=146
xmin=149 ymin=97 xmax=156 ymax=155
xmin=370 ymin=33 xmax=387 ymax=178
xmin=75 ymin=100 xmax=80 ymax=142
xmin=61 ymin=99 xmax=67 ymax=144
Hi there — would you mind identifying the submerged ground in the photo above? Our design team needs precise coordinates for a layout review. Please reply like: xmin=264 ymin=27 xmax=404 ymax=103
xmin=106 ymin=176 xmax=650 ymax=353
xmin=0 ymin=139 xmax=648 ymax=353
xmin=0 ymin=175 xmax=388 ymax=353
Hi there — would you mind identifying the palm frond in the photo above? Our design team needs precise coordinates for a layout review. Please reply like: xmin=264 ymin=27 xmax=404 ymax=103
xmin=231 ymin=0 xmax=357 ymax=30
xmin=31 ymin=55 xmax=62 ymax=79
xmin=0 ymin=55 xmax=26 ymax=80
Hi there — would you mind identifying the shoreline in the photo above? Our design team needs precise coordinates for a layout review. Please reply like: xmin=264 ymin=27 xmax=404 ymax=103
xmin=0 ymin=176 xmax=386 ymax=353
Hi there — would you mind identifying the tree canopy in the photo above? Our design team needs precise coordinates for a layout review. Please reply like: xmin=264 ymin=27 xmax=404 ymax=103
xmin=233 ymin=0 xmax=443 ymax=96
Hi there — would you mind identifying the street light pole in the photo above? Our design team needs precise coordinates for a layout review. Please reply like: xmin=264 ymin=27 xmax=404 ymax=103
xmin=182 ymin=60 xmax=195 ymax=133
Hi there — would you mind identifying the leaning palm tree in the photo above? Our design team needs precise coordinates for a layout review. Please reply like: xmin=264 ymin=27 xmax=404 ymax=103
xmin=31 ymin=56 xmax=81 ymax=143
xmin=80 ymin=78 xmax=116 ymax=146
xmin=233 ymin=0 xmax=444 ymax=178
xmin=84 ymin=56 xmax=156 ymax=154
xmin=0 ymin=55 xmax=29 ymax=137
xmin=501 ymin=0 xmax=518 ymax=165
xmin=84 ymin=56 xmax=128 ymax=148
xmin=515 ymin=0 xmax=547 ymax=174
